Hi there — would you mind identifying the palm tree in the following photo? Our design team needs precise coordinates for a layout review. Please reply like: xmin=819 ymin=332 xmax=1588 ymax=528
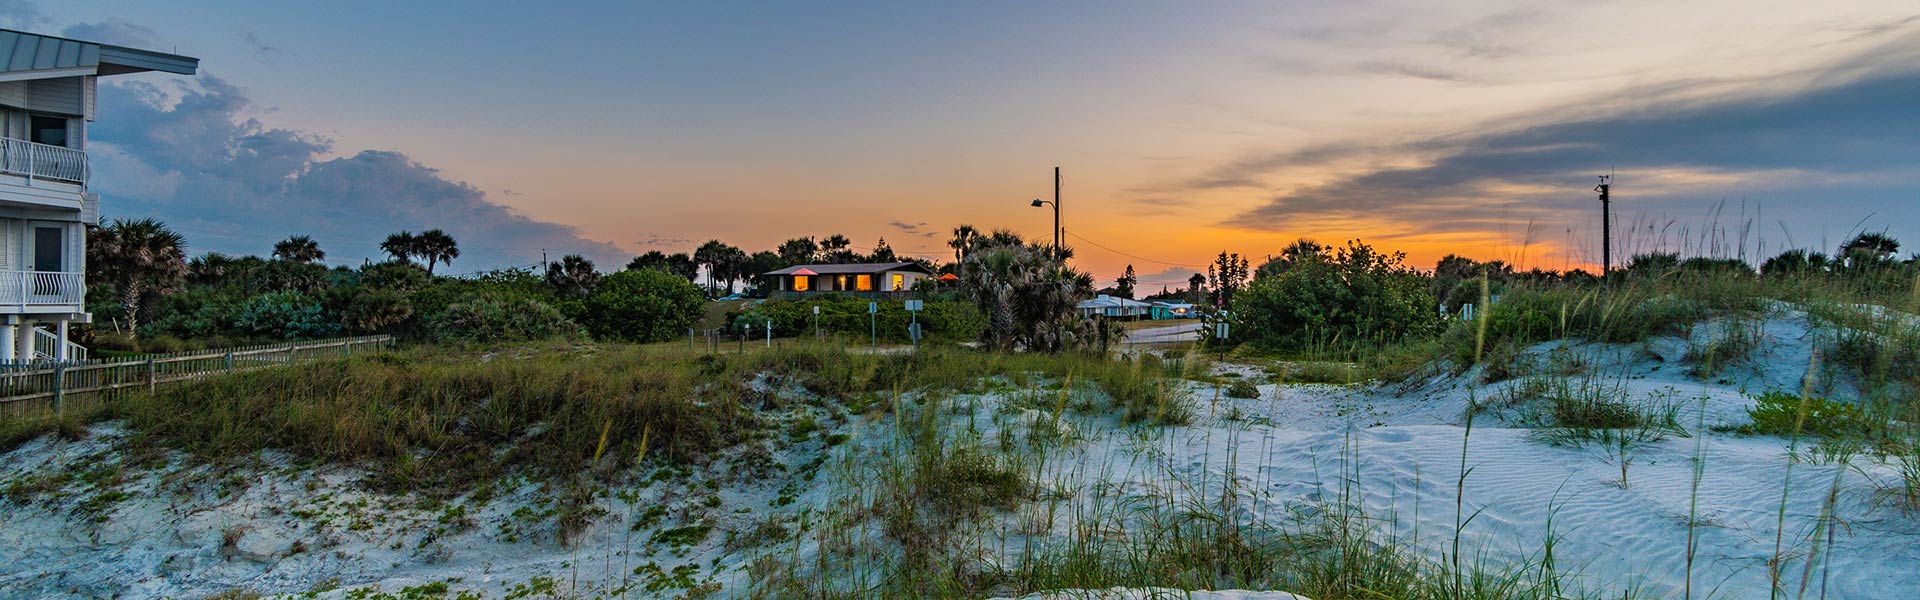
xmin=715 ymin=246 xmax=749 ymax=294
xmin=694 ymin=240 xmax=729 ymax=295
xmin=1840 ymin=232 xmax=1899 ymax=259
xmin=415 ymin=229 xmax=460 ymax=275
xmin=948 ymin=224 xmax=978 ymax=263
xmin=88 ymin=218 xmax=188 ymax=334
xmin=272 ymin=235 xmax=325 ymax=264
xmin=380 ymin=231 xmax=418 ymax=264
xmin=956 ymin=232 xmax=1100 ymax=352
xmin=819 ymin=234 xmax=855 ymax=264
xmin=544 ymin=254 xmax=600 ymax=298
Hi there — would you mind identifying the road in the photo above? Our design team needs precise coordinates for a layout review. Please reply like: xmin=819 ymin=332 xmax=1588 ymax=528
xmin=1123 ymin=322 xmax=1203 ymax=344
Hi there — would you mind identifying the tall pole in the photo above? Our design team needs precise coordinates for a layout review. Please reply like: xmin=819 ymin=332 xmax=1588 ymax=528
xmin=1595 ymin=175 xmax=1612 ymax=276
xmin=1053 ymin=166 xmax=1062 ymax=255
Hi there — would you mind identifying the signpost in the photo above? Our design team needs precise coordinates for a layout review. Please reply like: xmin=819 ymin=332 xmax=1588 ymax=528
xmin=904 ymin=299 xmax=924 ymax=351
xmin=868 ymin=302 xmax=878 ymax=350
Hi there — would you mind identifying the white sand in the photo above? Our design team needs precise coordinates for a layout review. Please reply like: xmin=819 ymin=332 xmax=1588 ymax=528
xmin=1 ymin=309 xmax=1913 ymax=599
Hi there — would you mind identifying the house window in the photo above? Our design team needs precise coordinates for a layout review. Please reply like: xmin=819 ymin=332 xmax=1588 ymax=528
xmin=855 ymin=274 xmax=872 ymax=291
xmin=792 ymin=276 xmax=809 ymax=291
xmin=30 ymin=115 xmax=66 ymax=147
xmin=891 ymin=274 xmax=904 ymax=291
xmin=836 ymin=275 xmax=847 ymax=290
xmin=33 ymin=226 xmax=63 ymax=272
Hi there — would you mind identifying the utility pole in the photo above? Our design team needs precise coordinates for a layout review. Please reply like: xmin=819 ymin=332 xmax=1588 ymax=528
xmin=1595 ymin=174 xmax=1612 ymax=276
xmin=1053 ymin=166 xmax=1061 ymax=254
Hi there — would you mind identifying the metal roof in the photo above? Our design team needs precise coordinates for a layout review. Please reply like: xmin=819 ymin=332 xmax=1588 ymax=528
xmin=764 ymin=262 xmax=933 ymax=276
xmin=0 ymin=29 xmax=198 ymax=77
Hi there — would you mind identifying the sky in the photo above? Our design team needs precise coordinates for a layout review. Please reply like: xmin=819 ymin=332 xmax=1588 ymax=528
xmin=10 ymin=1 xmax=1919 ymax=290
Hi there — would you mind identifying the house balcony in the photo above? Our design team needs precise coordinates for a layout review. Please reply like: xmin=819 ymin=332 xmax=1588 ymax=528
xmin=0 ymin=270 xmax=84 ymax=309
xmin=0 ymin=138 xmax=87 ymax=185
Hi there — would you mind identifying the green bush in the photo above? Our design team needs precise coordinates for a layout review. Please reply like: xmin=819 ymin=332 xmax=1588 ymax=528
xmin=738 ymin=295 xmax=985 ymax=343
xmin=231 ymin=291 xmax=342 ymax=339
xmin=1230 ymin=240 xmax=1438 ymax=352
xmin=579 ymin=269 xmax=705 ymax=342
xmin=427 ymin=297 xmax=583 ymax=343
xmin=1740 ymin=392 xmax=1879 ymax=438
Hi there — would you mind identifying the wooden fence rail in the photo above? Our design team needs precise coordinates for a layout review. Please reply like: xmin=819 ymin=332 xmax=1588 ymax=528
xmin=0 ymin=335 xmax=393 ymax=414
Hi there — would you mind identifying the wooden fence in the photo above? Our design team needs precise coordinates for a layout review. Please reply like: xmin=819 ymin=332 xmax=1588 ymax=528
xmin=0 ymin=335 xmax=392 ymax=415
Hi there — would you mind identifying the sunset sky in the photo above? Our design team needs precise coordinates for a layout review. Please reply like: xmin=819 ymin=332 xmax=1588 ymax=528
xmin=21 ymin=1 xmax=1920 ymax=289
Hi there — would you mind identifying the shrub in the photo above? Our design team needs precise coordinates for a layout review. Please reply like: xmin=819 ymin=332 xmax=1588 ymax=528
xmin=738 ymin=295 xmax=985 ymax=343
xmin=1224 ymin=379 xmax=1260 ymax=399
xmin=579 ymin=269 xmax=706 ymax=342
xmin=1739 ymin=392 xmax=1879 ymax=438
xmin=426 ymin=297 xmax=583 ymax=343
xmin=231 ymin=291 xmax=342 ymax=339
xmin=1230 ymin=240 xmax=1438 ymax=353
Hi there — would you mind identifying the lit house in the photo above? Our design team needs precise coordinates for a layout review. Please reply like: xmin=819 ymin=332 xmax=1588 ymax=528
xmin=1076 ymin=294 xmax=1152 ymax=320
xmin=763 ymin=262 xmax=932 ymax=299
xmin=0 ymin=29 xmax=198 ymax=362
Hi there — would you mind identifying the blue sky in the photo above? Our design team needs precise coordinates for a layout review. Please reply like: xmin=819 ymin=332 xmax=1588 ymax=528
xmin=9 ymin=1 xmax=1919 ymax=287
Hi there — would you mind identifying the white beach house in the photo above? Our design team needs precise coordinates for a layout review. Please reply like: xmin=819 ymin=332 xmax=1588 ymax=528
xmin=0 ymin=29 xmax=197 ymax=362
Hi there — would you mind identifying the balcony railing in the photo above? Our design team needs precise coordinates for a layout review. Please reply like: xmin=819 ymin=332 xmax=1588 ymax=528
xmin=0 ymin=138 xmax=87 ymax=184
xmin=0 ymin=271 xmax=84 ymax=307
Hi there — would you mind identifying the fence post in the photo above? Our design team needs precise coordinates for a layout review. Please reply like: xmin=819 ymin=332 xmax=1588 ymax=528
xmin=146 ymin=357 xmax=156 ymax=395
xmin=52 ymin=364 xmax=64 ymax=414
xmin=225 ymin=350 xmax=234 ymax=372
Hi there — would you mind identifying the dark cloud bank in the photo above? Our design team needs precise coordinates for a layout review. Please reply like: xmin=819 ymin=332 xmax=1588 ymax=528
xmin=88 ymin=76 xmax=626 ymax=270
xmin=1218 ymin=34 xmax=1920 ymax=254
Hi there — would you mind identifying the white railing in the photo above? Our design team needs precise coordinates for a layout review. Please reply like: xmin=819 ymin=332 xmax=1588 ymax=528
xmin=29 ymin=325 xmax=84 ymax=362
xmin=0 ymin=271 xmax=84 ymax=307
xmin=0 ymin=137 xmax=87 ymax=184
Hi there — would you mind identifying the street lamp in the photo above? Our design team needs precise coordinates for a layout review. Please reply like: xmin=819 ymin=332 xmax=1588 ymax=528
xmin=1028 ymin=166 xmax=1061 ymax=254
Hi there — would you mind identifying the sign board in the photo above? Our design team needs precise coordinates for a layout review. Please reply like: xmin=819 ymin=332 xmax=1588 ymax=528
xmin=868 ymin=302 xmax=878 ymax=314
xmin=1215 ymin=322 xmax=1230 ymax=339
xmin=904 ymin=299 xmax=923 ymax=311
xmin=813 ymin=305 xmax=820 ymax=315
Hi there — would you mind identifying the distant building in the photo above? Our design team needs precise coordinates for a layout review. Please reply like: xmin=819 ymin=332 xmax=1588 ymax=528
xmin=1076 ymin=294 xmax=1152 ymax=320
xmin=763 ymin=262 xmax=932 ymax=299
xmin=1149 ymin=300 xmax=1198 ymax=319
xmin=0 ymin=29 xmax=197 ymax=362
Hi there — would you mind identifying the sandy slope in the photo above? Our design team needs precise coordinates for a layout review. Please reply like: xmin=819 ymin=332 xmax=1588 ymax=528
xmin=1 ymin=310 xmax=1914 ymax=599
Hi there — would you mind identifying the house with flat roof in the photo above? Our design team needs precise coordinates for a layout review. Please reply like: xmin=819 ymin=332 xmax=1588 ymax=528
xmin=0 ymin=29 xmax=198 ymax=362
xmin=763 ymin=262 xmax=932 ymax=299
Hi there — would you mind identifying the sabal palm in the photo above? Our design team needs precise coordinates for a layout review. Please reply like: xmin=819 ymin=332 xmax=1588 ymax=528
xmin=957 ymin=236 xmax=1097 ymax=352
xmin=272 ymin=235 xmax=325 ymax=264
xmin=949 ymin=225 xmax=978 ymax=263
xmin=380 ymin=231 xmax=418 ymax=263
xmin=545 ymin=254 xmax=600 ymax=298
xmin=415 ymin=229 xmax=460 ymax=275
xmin=89 ymin=218 xmax=188 ymax=334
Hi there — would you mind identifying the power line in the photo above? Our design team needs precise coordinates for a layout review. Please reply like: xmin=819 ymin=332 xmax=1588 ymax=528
xmin=1063 ymin=230 xmax=1208 ymax=269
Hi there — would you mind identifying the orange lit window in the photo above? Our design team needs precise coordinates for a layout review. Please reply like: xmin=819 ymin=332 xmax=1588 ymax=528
xmin=856 ymin=274 xmax=872 ymax=291
xmin=892 ymin=274 xmax=904 ymax=291
xmin=792 ymin=276 xmax=809 ymax=291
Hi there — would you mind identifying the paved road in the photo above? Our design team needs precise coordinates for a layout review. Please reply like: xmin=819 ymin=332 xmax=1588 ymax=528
xmin=1123 ymin=322 xmax=1203 ymax=344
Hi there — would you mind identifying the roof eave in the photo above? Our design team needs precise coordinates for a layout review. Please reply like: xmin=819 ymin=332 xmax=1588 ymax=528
xmin=98 ymin=46 xmax=198 ymax=76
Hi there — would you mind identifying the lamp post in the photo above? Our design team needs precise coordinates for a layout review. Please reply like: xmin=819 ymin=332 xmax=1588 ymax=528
xmin=1029 ymin=166 xmax=1061 ymax=255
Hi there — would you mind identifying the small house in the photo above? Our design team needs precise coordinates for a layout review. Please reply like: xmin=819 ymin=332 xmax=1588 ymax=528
xmin=763 ymin=262 xmax=932 ymax=298
xmin=1149 ymin=301 xmax=1198 ymax=320
xmin=1076 ymin=294 xmax=1152 ymax=320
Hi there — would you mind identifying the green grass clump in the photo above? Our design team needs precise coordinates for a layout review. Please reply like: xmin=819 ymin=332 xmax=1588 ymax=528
xmin=1225 ymin=380 xmax=1261 ymax=399
xmin=1739 ymin=392 xmax=1879 ymax=438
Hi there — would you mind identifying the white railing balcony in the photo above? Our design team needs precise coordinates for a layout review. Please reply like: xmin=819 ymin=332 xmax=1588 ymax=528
xmin=0 ymin=138 xmax=87 ymax=184
xmin=0 ymin=270 xmax=84 ymax=307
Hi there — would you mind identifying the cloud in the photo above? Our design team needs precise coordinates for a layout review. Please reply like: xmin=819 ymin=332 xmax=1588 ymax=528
xmin=1218 ymin=33 xmax=1920 ymax=256
xmin=888 ymin=220 xmax=939 ymax=238
xmin=241 ymin=31 xmax=291 ymax=61
xmin=0 ymin=0 xmax=47 ymax=29
xmin=88 ymin=75 xmax=627 ymax=270
xmin=62 ymin=19 xmax=164 ymax=49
